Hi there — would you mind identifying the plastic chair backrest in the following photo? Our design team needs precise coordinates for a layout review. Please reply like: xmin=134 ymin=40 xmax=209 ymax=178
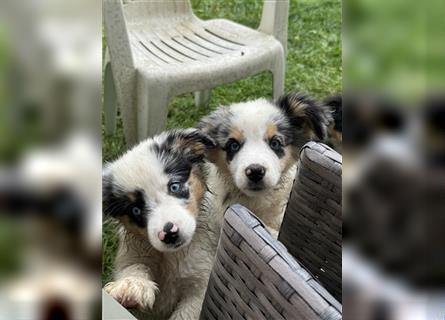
xmin=122 ymin=0 xmax=194 ymax=29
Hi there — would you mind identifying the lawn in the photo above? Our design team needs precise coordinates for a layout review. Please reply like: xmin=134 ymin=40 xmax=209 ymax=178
xmin=102 ymin=0 xmax=341 ymax=284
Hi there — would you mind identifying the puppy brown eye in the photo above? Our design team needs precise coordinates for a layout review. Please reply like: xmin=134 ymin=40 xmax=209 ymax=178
xmin=270 ymin=137 xmax=282 ymax=150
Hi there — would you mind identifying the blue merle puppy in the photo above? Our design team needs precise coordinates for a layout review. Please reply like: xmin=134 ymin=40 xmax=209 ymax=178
xmin=103 ymin=129 xmax=219 ymax=320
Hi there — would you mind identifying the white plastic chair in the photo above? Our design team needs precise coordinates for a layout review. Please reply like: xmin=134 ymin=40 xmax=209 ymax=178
xmin=103 ymin=0 xmax=289 ymax=146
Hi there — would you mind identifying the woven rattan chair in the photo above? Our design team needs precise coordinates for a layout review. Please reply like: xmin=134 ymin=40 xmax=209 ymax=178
xmin=278 ymin=142 xmax=342 ymax=302
xmin=200 ymin=204 xmax=341 ymax=320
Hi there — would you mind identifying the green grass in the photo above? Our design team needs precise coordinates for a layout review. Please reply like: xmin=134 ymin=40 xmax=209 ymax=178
xmin=102 ymin=0 xmax=341 ymax=284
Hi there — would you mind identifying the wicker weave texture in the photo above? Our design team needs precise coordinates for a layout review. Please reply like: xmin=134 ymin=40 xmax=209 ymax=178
xmin=278 ymin=142 xmax=342 ymax=302
xmin=200 ymin=204 xmax=341 ymax=320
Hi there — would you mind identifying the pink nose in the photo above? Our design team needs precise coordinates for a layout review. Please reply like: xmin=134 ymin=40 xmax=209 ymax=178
xmin=158 ymin=231 xmax=167 ymax=241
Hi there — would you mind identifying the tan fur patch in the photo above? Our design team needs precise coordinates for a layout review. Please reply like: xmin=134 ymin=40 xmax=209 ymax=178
xmin=282 ymin=145 xmax=297 ymax=172
xmin=211 ymin=149 xmax=232 ymax=176
xmin=127 ymin=192 xmax=136 ymax=202
xmin=120 ymin=216 xmax=147 ymax=240
xmin=186 ymin=168 xmax=206 ymax=217
xmin=288 ymin=98 xmax=308 ymax=116
xmin=229 ymin=127 xmax=243 ymax=142
xmin=332 ymin=127 xmax=342 ymax=143
xmin=206 ymin=148 xmax=220 ymax=163
xmin=303 ymin=124 xmax=317 ymax=140
xmin=327 ymin=124 xmax=342 ymax=152
xmin=175 ymin=138 xmax=206 ymax=157
xmin=266 ymin=124 xmax=278 ymax=140
xmin=287 ymin=97 xmax=322 ymax=140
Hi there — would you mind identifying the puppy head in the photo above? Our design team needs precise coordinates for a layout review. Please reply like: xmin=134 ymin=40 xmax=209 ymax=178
xmin=199 ymin=94 xmax=331 ymax=196
xmin=103 ymin=129 xmax=215 ymax=252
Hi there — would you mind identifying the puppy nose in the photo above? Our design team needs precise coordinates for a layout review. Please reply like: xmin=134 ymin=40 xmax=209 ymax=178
xmin=245 ymin=164 xmax=266 ymax=183
xmin=159 ymin=222 xmax=180 ymax=244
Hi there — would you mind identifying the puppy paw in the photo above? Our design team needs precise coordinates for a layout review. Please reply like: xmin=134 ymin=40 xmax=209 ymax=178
xmin=104 ymin=277 xmax=158 ymax=310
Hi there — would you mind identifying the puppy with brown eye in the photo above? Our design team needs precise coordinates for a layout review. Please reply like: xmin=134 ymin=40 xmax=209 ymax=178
xmin=199 ymin=93 xmax=332 ymax=235
xmin=102 ymin=129 xmax=219 ymax=320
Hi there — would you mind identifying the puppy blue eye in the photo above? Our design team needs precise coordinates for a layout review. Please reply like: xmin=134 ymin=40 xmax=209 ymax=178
xmin=229 ymin=142 xmax=240 ymax=152
xmin=270 ymin=138 xmax=282 ymax=150
xmin=169 ymin=182 xmax=181 ymax=193
xmin=132 ymin=207 xmax=141 ymax=215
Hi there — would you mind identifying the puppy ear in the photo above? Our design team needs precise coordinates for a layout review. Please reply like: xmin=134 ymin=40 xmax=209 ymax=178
xmin=277 ymin=92 xmax=332 ymax=141
xmin=197 ymin=108 xmax=232 ymax=163
xmin=197 ymin=108 xmax=232 ymax=143
xmin=323 ymin=94 xmax=342 ymax=133
xmin=323 ymin=94 xmax=342 ymax=111
xmin=174 ymin=129 xmax=216 ymax=164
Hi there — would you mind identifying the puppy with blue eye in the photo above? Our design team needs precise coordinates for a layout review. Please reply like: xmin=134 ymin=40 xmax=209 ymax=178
xmin=102 ymin=129 xmax=219 ymax=320
xmin=199 ymin=93 xmax=332 ymax=235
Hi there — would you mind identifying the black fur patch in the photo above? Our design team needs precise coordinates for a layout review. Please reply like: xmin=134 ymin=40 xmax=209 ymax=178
xmin=102 ymin=174 xmax=148 ymax=228
xmin=198 ymin=108 xmax=233 ymax=148
xmin=152 ymin=129 xmax=215 ymax=181
xmin=277 ymin=92 xmax=331 ymax=144
xmin=324 ymin=95 xmax=342 ymax=132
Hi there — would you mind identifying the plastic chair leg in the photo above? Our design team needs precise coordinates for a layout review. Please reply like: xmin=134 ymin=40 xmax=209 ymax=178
xmin=272 ymin=55 xmax=285 ymax=101
xmin=104 ymin=62 xmax=117 ymax=135
xmin=137 ymin=85 xmax=170 ymax=141
xmin=194 ymin=89 xmax=211 ymax=108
